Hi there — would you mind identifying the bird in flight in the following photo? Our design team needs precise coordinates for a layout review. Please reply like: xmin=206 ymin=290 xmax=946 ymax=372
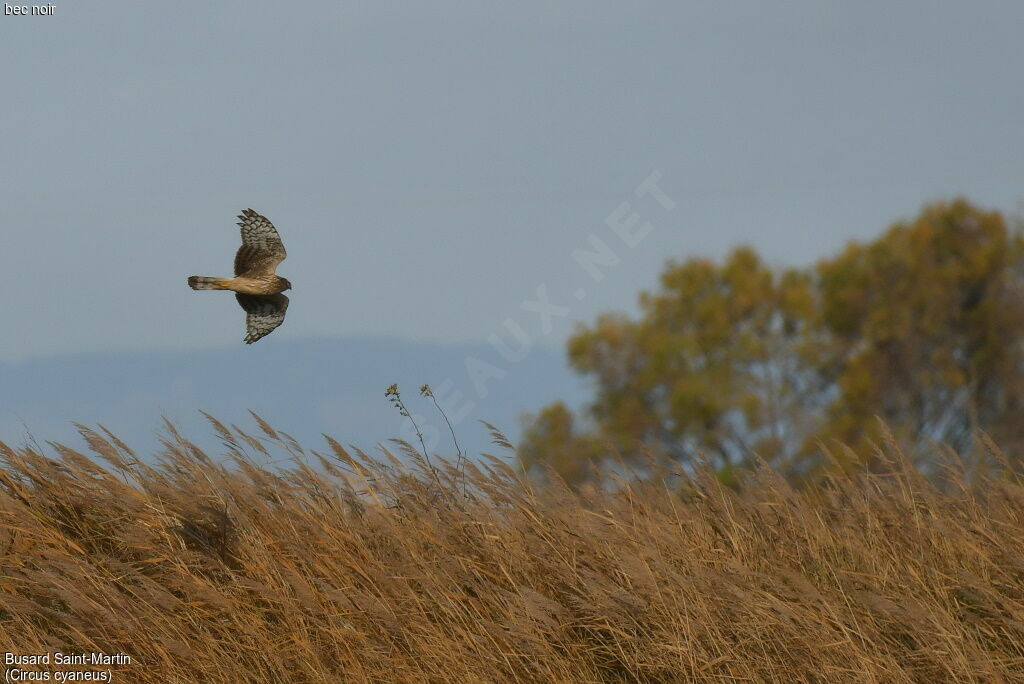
xmin=188 ymin=209 xmax=291 ymax=344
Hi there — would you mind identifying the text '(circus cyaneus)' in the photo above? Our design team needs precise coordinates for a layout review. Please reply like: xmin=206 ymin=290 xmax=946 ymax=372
xmin=188 ymin=209 xmax=291 ymax=344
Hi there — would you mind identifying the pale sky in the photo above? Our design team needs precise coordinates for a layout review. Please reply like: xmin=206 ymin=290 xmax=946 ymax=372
xmin=2 ymin=1 xmax=1023 ymax=362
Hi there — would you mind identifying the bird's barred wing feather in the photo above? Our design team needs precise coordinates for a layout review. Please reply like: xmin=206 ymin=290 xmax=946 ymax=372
xmin=235 ymin=293 xmax=289 ymax=344
xmin=234 ymin=208 xmax=287 ymax=276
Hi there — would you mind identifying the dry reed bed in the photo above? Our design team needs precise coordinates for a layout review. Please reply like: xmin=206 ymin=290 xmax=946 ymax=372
xmin=0 ymin=415 xmax=1023 ymax=682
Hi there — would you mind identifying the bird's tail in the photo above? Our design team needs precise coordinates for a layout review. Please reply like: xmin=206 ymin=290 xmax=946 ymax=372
xmin=188 ymin=276 xmax=231 ymax=290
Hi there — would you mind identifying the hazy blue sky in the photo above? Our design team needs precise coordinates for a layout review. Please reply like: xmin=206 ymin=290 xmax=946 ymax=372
xmin=3 ymin=1 xmax=1023 ymax=364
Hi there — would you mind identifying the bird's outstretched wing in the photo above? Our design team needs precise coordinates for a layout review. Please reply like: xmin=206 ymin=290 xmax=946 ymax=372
xmin=235 ymin=293 xmax=289 ymax=344
xmin=234 ymin=208 xmax=287 ymax=276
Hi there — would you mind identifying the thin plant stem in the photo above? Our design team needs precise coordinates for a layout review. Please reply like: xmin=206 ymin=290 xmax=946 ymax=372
xmin=422 ymin=385 xmax=467 ymax=497
xmin=386 ymin=384 xmax=442 ymax=491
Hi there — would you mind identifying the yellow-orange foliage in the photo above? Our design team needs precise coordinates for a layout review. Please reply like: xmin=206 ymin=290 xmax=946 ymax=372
xmin=523 ymin=198 xmax=1024 ymax=482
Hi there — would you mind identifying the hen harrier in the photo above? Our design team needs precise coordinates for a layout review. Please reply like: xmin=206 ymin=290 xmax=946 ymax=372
xmin=188 ymin=209 xmax=291 ymax=344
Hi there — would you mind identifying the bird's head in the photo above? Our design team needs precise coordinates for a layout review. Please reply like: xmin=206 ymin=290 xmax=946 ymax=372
xmin=281 ymin=278 xmax=292 ymax=291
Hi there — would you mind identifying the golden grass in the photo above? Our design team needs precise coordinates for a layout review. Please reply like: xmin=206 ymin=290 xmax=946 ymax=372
xmin=1 ymin=416 xmax=1023 ymax=683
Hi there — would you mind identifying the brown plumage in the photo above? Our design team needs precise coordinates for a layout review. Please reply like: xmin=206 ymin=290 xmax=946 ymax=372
xmin=188 ymin=209 xmax=292 ymax=344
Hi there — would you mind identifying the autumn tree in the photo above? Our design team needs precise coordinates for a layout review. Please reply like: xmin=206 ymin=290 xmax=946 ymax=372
xmin=521 ymin=247 xmax=826 ymax=482
xmin=817 ymin=198 xmax=1024 ymax=460
xmin=520 ymin=199 xmax=1024 ymax=484
xmin=517 ymin=402 xmax=607 ymax=485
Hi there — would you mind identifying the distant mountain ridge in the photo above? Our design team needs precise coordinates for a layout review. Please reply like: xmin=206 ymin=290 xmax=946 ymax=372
xmin=0 ymin=337 xmax=588 ymax=463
